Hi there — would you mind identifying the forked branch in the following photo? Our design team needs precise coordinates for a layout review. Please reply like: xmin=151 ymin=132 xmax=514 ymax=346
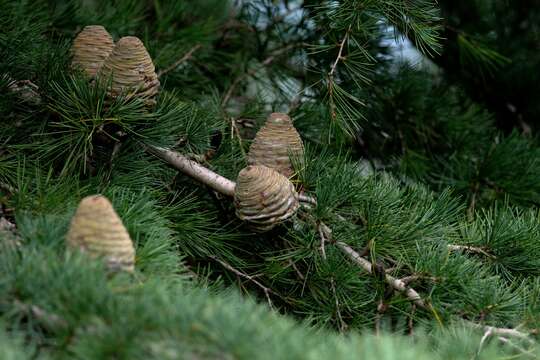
xmin=153 ymin=149 xmax=536 ymax=345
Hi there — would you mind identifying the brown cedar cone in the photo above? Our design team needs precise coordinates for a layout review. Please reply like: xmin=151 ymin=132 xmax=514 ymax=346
xmin=66 ymin=195 xmax=135 ymax=272
xmin=99 ymin=36 xmax=160 ymax=106
xmin=234 ymin=165 xmax=299 ymax=232
xmin=247 ymin=113 xmax=304 ymax=178
xmin=71 ymin=25 xmax=114 ymax=78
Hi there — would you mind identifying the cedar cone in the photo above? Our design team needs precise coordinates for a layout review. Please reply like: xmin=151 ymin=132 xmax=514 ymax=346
xmin=71 ymin=25 xmax=114 ymax=78
xmin=247 ymin=113 xmax=304 ymax=178
xmin=99 ymin=36 xmax=160 ymax=106
xmin=66 ymin=195 xmax=135 ymax=272
xmin=234 ymin=165 xmax=299 ymax=232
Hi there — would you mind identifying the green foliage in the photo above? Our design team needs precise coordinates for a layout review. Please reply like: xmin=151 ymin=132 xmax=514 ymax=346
xmin=0 ymin=326 xmax=35 ymax=360
xmin=458 ymin=205 xmax=540 ymax=280
xmin=2 ymin=0 xmax=540 ymax=358
xmin=0 ymin=236 xmax=537 ymax=359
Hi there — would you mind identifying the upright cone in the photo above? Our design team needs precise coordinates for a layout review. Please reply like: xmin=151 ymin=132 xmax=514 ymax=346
xmin=99 ymin=36 xmax=160 ymax=106
xmin=71 ymin=25 xmax=114 ymax=78
xmin=247 ymin=113 xmax=304 ymax=178
xmin=66 ymin=195 xmax=135 ymax=272
xmin=234 ymin=165 xmax=299 ymax=232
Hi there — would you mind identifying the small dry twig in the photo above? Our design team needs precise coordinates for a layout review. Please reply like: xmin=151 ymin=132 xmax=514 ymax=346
xmin=336 ymin=241 xmax=428 ymax=309
xmin=4 ymin=75 xmax=41 ymax=105
xmin=497 ymin=337 xmax=536 ymax=358
xmin=157 ymin=44 xmax=202 ymax=78
xmin=447 ymin=244 xmax=496 ymax=259
xmin=317 ymin=222 xmax=329 ymax=260
xmin=468 ymin=322 xmax=534 ymax=344
xmin=288 ymin=259 xmax=305 ymax=280
xmin=13 ymin=300 xmax=68 ymax=329
xmin=327 ymin=24 xmax=352 ymax=120
xmin=222 ymin=44 xmax=299 ymax=106
xmin=210 ymin=255 xmax=275 ymax=308
xmin=230 ymin=117 xmax=248 ymax=160
xmin=330 ymin=277 xmax=347 ymax=332
xmin=408 ymin=304 xmax=416 ymax=336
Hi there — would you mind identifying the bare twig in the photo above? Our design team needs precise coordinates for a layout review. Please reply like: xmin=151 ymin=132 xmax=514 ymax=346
xmin=230 ymin=117 xmax=247 ymax=160
xmin=375 ymin=299 xmax=388 ymax=336
xmin=330 ymin=278 xmax=347 ymax=332
xmin=467 ymin=181 xmax=480 ymax=219
xmin=408 ymin=304 xmax=416 ymax=336
xmin=4 ymin=75 xmax=41 ymax=105
xmin=497 ymin=337 xmax=536 ymax=357
xmin=317 ymin=222 xmax=328 ymax=260
xmin=13 ymin=300 xmax=68 ymax=329
xmin=475 ymin=324 xmax=536 ymax=357
xmin=145 ymin=145 xmax=236 ymax=196
xmin=0 ymin=182 xmax=16 ymax=194
xmin=157 ymin=44 xmax=202 ymax=78
xmin=210 ymin=255 xmax=275 ymax=308
xmin=468 ymin=322 xmax=534 ymax=344
xmin=336 ymin=241 xmax=428 ymax=309
xmin=327 ymin=24 xmax=351 ymax=120
xmin=288 ymin=259 xmax=305 ymax=280
xmin=222 ymin=44 xmax=299 ymax=106
xmin=399 ymin=275 xmax=440 ymax=285
xmin=448 ymin=244 xmax=496 ymax=259
xmin=329 ymin=25 xmax=351 ymax=77
xmin=0 ymin=217 xmax=21 ymax=248
xmin=477 ymin=327 xmax=494 ymax=356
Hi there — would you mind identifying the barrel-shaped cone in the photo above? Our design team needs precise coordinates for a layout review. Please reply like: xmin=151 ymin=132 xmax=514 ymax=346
xmin=247 ymin=113 xmax=304 ymax=178
xmin=234 ymin=165 xmax=299 ymax=232
xmin=66 ymin=195 xmax=135 ymax=272
xmin=99 ymin=36 xmax=160 ymax=106
xmin=71 ymin=25 xmax=114 ymax=78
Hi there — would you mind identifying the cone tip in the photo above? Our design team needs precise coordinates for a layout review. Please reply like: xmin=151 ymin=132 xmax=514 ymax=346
xmin=268 ymin=112 xmax=291 ymax=124
xmin=116 ymin=36 xmax=144 ymax=47
xmin=79 ymin=194 xmax=112 ymax=209
xmin=81 ymin=25 xmax=107 ymax=32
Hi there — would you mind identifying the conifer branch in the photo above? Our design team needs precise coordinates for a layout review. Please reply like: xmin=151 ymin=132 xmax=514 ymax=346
xmin=157 ymin=44 xmax=202 ymax=78
xmin=150 ymin=149 xmax=430 ymax=309
xmin=335 ymin=241 xmax=428 ymax=309
xmin=147 ymin=146 xmax=318 ymax=206
xmin=146 ymin=145 xmax=236 ymax=196
xmin=141 ymin=147 xmax=538 ymax=346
